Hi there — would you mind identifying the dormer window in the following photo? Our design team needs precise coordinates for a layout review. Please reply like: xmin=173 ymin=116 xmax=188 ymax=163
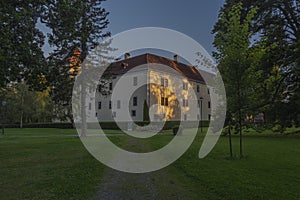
xmin=183 ymin=82 xmax=188 ymax=90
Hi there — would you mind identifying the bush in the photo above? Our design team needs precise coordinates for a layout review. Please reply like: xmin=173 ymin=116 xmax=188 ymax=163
xmin=172 ymin=125 xmax=184 ymax=135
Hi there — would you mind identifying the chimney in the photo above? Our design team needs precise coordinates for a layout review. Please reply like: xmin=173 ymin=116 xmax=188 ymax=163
xmin=174 ymin=54 xmax=179 ymax=62
xmin=125 ymin=53 xmax=131 ymax=60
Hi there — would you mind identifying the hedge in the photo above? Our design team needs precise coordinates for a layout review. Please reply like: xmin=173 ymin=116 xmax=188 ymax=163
xmin=2 ymin=120 xmax=210 ymax=130
xmin=4 ymin=123 xmax=74 ymax=129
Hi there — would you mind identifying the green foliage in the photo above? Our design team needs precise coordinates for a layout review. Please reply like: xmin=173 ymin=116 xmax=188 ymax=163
xmin=214 ymin=3 xmax=262 ymax=158
xmin=1 ymin=82 xmax=54 ymax=125
xmin=42 ymin=0 xmax=111 ymax=122
xmin=0 ymin=1 xmax=46 ymax=90
xmin=143 ymin=100 xmax=150 ymax=122
xmin=214 ymin=3 xmax=260 ymax=120
xmin=172 ymin=125 xmax=182 ymax=135
xmin=214 ymin=0 xmax=300 ymax=128
xmin=5 ymin=123 xmax=73 ymax=129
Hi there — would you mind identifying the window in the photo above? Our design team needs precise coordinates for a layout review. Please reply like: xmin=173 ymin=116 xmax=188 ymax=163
xmin=109 ymin=82 xmax=113 ymax=91
xmin=165 ymin=79 xmax=168 ymax=87
xmin=161 ymin=77 xmax=168 ymax=87
xmin=208 ymin=114 xmax=211 ymax=121
xmin=88 ymin=103 xmax=92 ymax=110
xmin=131 ymin=110 xmax=136 ymax=117
xmin=183 ymin=99 xmax=189 ymax=107
xmin=197 ymin=114 xmax=200 ymax=120
xmin=161 ymin=97 xmax=169 ymax=106
xmin=208 ymin=88 xmax=210 ymax=94
xmin=161 ymin=77 xmax=164 ymax=86
xmin=109 ymin=101 xmax=112 ymax=109
xmin=96 ymin=112 xmax=98 ymax=117
xmin=208 ymin=101 xmax=211 ymax=109
xmin=184 ymin=114 xmax=187 ymax=121
xmin=98 ymin=85 xmax=102 ymax=92
xmin=197 ymin=85 xmax=200 ymax=92
xmin=117 ymin=100 xmax=121 ymax=109
xmin=133 ymin=77 xmax=138 ymax=86
xmin=183 ymin=82 xmax=188 ymax=90
xmin=133 ymin=96 xmax=137 ymax=106
xmin=112 ymin=112 xmax=116 ymax=118
xmin=98 ymin=102 xmax=102 ymax=109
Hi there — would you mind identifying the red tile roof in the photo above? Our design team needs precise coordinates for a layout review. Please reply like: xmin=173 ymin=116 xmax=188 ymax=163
xmin=109 ymin=53 xmax=211 ymax=83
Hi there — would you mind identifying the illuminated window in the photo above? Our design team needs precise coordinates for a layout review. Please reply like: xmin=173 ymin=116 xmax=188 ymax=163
xmin=183 ymin=99 xmax=189 ymax=107
xmin=183 ymin=82 xmax=188 ymax=90
xmin=161 ymin=97 xmax=169 ymax=106
xmin=165 ymin=79 xmax=168 ymax=87
xmin=161 ymin=77 xmax=168 ymax=87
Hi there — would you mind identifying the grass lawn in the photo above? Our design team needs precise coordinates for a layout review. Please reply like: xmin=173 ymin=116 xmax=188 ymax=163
xmin=0 ymin=128 xmax=300 ymax=199
xmin=0 ymin=129 xmax=106 ymax=200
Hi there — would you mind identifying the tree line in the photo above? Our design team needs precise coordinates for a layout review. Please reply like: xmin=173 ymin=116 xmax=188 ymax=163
xmin=213 ymin=0 xmax=300 ymax=158
xmin=0 ymin=0 xmax=110 ymax=126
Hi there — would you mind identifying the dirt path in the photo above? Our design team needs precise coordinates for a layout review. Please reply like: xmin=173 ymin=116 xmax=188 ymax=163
xmin=93 ymin=136 xmax=189 ymax=200
xmin=93 ymin=168 xmax=189 ymax=200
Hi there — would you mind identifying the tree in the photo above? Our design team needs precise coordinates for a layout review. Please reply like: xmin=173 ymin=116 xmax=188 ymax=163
xmin=213 ymin=0 xmax=300 ymax=128
xmin=143 ymin=100 xmax=150 ymax=123
xmin=43 ymin=0 xmax=111 ymax=134
xmin=213 ymin=3 xmax=259 ymax=158
xmin=1 ymin=82 xmax=54 ymax=126
xmin=0 ymin=1 xmax=46 ymax=90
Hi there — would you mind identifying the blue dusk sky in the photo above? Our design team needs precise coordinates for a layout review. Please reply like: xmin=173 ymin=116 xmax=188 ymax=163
xmin=103 ymin=0 xmax=225 ymax=54
xmin=39 ymin=1 xmax=225 ymax=58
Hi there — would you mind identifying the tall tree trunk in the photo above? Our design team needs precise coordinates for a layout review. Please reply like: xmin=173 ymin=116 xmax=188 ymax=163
xmin=81 ymin=84 xmax=87 ymax=137
xmin=80 ymin=4 xmax=88 ymax=137
xmin=228 ymin=121 xmax=233 ymax=159
xmin=239 ymin=108 xmax=243 ymax=158
xmin=237 ymin=78 xmax=243 ymax=159
xmin=20 ymin=112 xmax=23 ymax=129
xmin=20 ymin=94 xmax=24 ymax=129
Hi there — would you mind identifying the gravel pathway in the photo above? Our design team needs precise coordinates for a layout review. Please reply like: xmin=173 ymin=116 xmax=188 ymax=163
xmin=93 ymin=169 xmax=158 ymax=200
xmin=93 ymin=137 xmax=188 ymax=200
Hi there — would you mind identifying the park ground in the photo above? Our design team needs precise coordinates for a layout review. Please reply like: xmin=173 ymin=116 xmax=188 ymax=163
xmin=0 ymin=128 xmax=300 ymax=199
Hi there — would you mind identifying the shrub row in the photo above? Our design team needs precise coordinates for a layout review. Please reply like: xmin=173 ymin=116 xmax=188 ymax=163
xmin=3 ymin=120 xmax=210 ymax=130
xmin=4 ymin=123 xmax=74 ymax=129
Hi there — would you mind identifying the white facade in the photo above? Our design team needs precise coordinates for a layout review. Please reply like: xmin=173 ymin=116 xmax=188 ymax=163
xmin=88 ymin=54 xmax=212 ymax=122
